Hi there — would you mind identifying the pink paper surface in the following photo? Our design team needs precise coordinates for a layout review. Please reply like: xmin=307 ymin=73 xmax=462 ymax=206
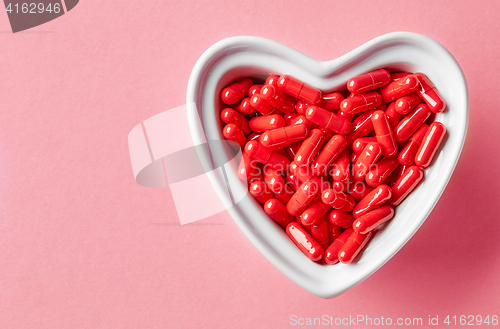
xmin=0 ymin=1 xmax=499 ymax=328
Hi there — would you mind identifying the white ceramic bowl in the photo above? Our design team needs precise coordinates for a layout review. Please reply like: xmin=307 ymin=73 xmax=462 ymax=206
xmin=186 ymin=32 xmax=468 ymax=298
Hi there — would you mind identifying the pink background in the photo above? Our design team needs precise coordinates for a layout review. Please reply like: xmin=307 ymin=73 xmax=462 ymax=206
xmin=1 ymin=1 xmax=499 ymax=328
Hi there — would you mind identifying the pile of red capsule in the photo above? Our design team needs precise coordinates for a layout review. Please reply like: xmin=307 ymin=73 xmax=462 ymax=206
xmin=220 ymin=69 xmax=446 ymax=264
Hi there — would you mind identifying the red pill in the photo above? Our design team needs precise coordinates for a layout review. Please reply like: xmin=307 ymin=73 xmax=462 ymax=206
xmin=338 ymin=230 xmax=373 ymax=264
xmin=414 ymin=73 xmax=446 ymax=113
xmin=337 ymin=109 xmax=356 ymax=122
xmin=283 ymin=112 xmax=300 ymax=124
xmin=339 ymin=91 xmax=382 ymax=114
xmin=379 ymin=75 xmax=419 ymax=103
xmin=284 ymin=141 xmax=302 ymax=159
xmin=248 ymin=84 xmax=263 ymax=97
xmin=348 ymin=181 xmax=374 ymax=200
xmin=372 ymin=110 xmax=398 ymax=157
xmin=327 ymin=221 xmax=343 ymax=244
xmin=353 ymin=205 xmax=394 ymax=234
xmin=261 ymin=84 xmax=296 ymax=114
xmin=221 ymin=78 xmax=253 ymax=105
xmin=265 ymin=75 xmax=280 ymax=87
xmin=365 ymin=156 xmax=400 ymax=187
xmin=223 ymin=124 xmax=247 ymax=150
xmin=221 ymin=108 xmax=251 ymax=135
xmin=415 ymin=122 xmax=446 ymax=168
xmin=329 ymin=209 xmax=355 ymax=229
xmin=286 ymin=176 xmax=322 ymax=216
xmin=384 ymin=102 xmax=401 ymax=129
xmin=320 ymin=92 xmax=344 ymax=111
xmin=289 ymin=161 xmax=314 ymax=184
xmin=300 ymin=198 xmax=331 ymax=226
xmin=264 ymin=167 xmax=285 ymax=193
xmin=305 ymin=106 xmax=352 ymax=135
xmin=295 ymin=100 xmax=310 ymax=115
xmin=332 ymin=180 xmax=348 ymax=193
xmin=274 ymin=184 xmax=294 ymax=204
xmin=294 ymin=129 xmax=325 ymax=166
xmin=388 ymin=165 xmax=424 ymax=206
xmin=395 ymin=93 xmax=421 ymax=115
xmin=394 ymin=103 xmax=432 ymax=143
xmin=249 ymin=114 xmax=284 ymax=133
xmin=249 ymin=180 xmax=273 ymax=204
xmin=286 ymin=222 xmax=324 ymax=261
xmin=277 ymin=75 xmax=323 ymax=104
xmin=311 ymin=219 xmax=330 ymax=251
xmin=352 ymin=184 xmax=392 ymax=218
xmin=347 ymin=69 xmax=391 ymax=94
xmin=331 ymin=148 xmax=350 ymax=182
xmin=311 ymin=135 xmax=347 ymax=176
xmin=350 ymin=152 xmax=359 ymax=165
xmin=390 ymin=72 xmax=412 ymax=81
xmin=244 ymin=141 xmax=290 ymax=171
xmin=345 ymin=110 xmax=375 ymax=145
xmin=264 ymin=198 xmax=294 ymax=228
xmin=352 ymin=137 xmax=378 ymax=154
xmin=398 ymin=124 xmax=429 ymax=166
xmin=324 ymin=228 xmax=353 ymax=265
xmin=321 ymin=189 xmax=356 ymax=212
xmin=286 ymin=172 xmax=301 ymax=191
xmin=352 ymin=142 xmax=382 ymax=182
xmin=237 ymin=153 xmax=259 ymax=183
xmin=235 ymin=97 xmax=255 ymax=115
xmin=249 ymin=94 xmax=275 ymax=115
xmin=246 ymin=132 xmax=261 ymax=142
xmin=260 ymin=124 xmax=309 ymax=149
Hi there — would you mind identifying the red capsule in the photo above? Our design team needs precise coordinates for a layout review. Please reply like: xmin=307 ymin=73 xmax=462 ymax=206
xmin=265 ymin=75 xmax=280 ymax=87
xmin=379 ymin=75 xmax=419 ymax=103
xmin=345 ymin=110 xmax=376 ymax=145
xmin=321 ymin=189 xmax=356 ymax=212
xmin=311 ymin=135 xmax=347 ymax=176
xmin=324 ymin=228 xmax=353 ymax=265
xmin=339 ymin=91 xmax=382 ymax=114
xmin=372 ymin=110 xmax=398 ymax=157
xmin=286 ymin=222 xmax=324 ymax=261
xmin=274 ymin=184 xmax=294 ymax=204
xmin=365 ymin=156 xmax=400 ymax=187
xmin=384 ymin=102 xmax=401 ymax=129
xmin=398 ymin=124 xmax=429 ymax=166
xmin=223 ymin=124 xmax=246 ymax=150
xmin=235 ymin=97 xmax=255 ymax=115
xmin=332 ymin=180 xmax=349 ymax=193
xmin=347 ymin=69 xmax=391 ymax=94
xmin=264 ymin=198 xmax=294 ymax=228
xmin=221 ymin=108 xmax=251 ymax=135
xmin=338 ymin=230 xmax=373 ymax=264
xmin=415 ymin=122 xmax=446 ymax=168
xmin=249 ymin=94 xmax=275 ymax=115
xmin=246 ymin=132 xmax=261 ymax=142
xmin=305 ymin=106 xmax=352 ymax=135
xmin=395 ymin=93 xmax=421 ymax=115
xmin=414 ymin=73 xmax=446 ymax=113
xmin=320 ymin=92 xmax=344 ymax=111
xmin=244 ymin=141 xmax=290 ymax=171
xmin=329 ymin=209 xmax=355 ymax=229
xmin=350 ymin=152 xmax=359 ymax=166
xmin=261 ymin=84 xmax=296 ymax=114
xmin=249 ymin=114 xmax=284 ymax=133
xmin=337 ymin=109 xmax=356 ymax=122
xmin=295 ymin=100 xmax=310 ymax=115
xmin=264 ymin=167 xmax=285 ymax=193
xmin=353 ymin=205 xmax=394 ymax=234
xmin=221 ymin=78 xmax=253 ymax=104
xmin=300 ymin=198 xmax=331 ymax=226
xmin=249 ymin=180 xmax=273 ymax=204
xmin=284 ymin=141 xmax=302 ymax=159
xmin=394 ymin=103 xmax=432 ymax=143
xmin=294 ymin=129 xmax=325 ymax=166
xmin=348 ymin=181 xmax=374 ymax=200
xmin=288 ymin=161 xmax=313 ymax=184
xmin=286 ymin=176 xmax=322 ymax=216
xmin=352 ymin=184 xmax=392 ymax=218
xmin=390 ymin=72 xmax=412 ymax=81
xmin=311 ymin=219 xmax=330 ymax=251
xmin=260 ymin=124 xmax=309 ymax=149
xmin=388 ymin=165 xmax=424 ymax=206
xmin=277 ymin=75 xmax=323 ymax=104
xmin=331 ymin=149 xmax=350 ymax=182
xmin=286 ymin=171 xmax=301 ymax=191
xmin=352 ymin=142 xmax=382 ymax=182
xmin=352 ymin=137 xmax=378 ymax=154
xmin=237 ymin=153 xmax=260 ymax=183
xmin=327 ymin=221 xmax=343 ymax=244
xmin=248 ymin=84 xmax=263 ymax=97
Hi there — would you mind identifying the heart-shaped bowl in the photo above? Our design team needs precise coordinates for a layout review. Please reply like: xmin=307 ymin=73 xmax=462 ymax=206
xmin=186 ymin=32 xmax=468 ymax=298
